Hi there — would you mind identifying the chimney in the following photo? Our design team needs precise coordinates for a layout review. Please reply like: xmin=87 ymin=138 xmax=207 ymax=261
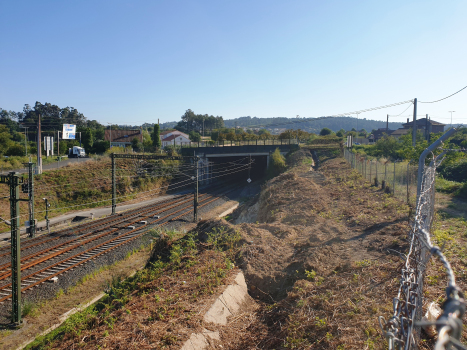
xmin=407 ymin=118 xmax=409 ymax=124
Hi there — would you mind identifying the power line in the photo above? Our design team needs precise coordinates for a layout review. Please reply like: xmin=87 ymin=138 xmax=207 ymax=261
xmin=419 ymin=85 xmax=467 ymax=103
xmin=248 ymin=100 xmax=414 ymax=128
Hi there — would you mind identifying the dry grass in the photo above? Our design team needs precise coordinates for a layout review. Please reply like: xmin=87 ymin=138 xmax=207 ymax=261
xmin=26 ymin=232 xmax=238 ymax=349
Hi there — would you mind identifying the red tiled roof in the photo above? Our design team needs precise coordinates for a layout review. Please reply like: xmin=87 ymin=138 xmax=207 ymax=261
xmin=105 ymin=130 xmax=143 ymax=143
xmin=162 ymin=135 xmax=177 ymax=142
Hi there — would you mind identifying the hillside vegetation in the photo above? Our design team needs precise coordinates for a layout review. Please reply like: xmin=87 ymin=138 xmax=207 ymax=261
xmin=0 ymin=155 xmax=182 ymax=233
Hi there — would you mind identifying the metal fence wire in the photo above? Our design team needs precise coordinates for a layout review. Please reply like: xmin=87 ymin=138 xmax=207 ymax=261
xmin=343 ymin=149 xmax=418 ymax=207
xmin=344 ymin=127 xmax=466 ymax=350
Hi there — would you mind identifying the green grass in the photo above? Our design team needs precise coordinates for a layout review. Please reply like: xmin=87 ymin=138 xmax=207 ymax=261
xmin=436 ymin=177 xmax=467 ymax=197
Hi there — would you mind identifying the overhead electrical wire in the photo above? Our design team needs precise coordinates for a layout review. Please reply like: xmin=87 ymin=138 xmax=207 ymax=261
xmin=30 ymin=177 xmax=194 ymax=217
xmin=21 ymin=160 xmax=252 ymax=218
xmin=248 ymin=100 xmax=415 ymax=128
xmin=419 ymin=85 xmax=467 ymax=103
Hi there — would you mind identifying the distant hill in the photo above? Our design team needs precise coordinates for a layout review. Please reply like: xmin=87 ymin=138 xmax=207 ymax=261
xmin=223 ymin=116 xmax=403 ymax=133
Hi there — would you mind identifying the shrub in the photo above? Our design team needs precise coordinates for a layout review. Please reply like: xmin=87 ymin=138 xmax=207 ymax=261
xmin=440 ymin=159 xmax=467 ymax=183
xmin=268 ymin=148 xmax=286 ymax=178
xmin=5 ymin=143 xmax=25 ymax=157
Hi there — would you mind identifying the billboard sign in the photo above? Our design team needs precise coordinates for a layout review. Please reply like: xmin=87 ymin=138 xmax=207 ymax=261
xmin=62 ymin=124 xmax=76 ymax=139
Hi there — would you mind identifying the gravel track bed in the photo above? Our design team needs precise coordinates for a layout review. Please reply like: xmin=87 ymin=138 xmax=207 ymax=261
xmin=0 ymin=193 xmax=209 ymax=289
xmin=0 ymin=193 xmax=194 ymax=270
xmin=0 ymin=186 xmax=237 ymax=324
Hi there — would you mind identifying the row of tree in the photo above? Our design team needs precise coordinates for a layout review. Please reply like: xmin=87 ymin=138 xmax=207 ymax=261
xmin=175 ymin=109 xmax=224 ymax=135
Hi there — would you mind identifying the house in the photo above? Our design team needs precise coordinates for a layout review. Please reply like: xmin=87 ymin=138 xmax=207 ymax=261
xmin=390 ymin=117 xmax=445 ymax=140
xmin=401 ymin=117 xmax=445 ymax=134
xmin=105 ymin=129 xmax=143 ymax=148
xmin=159 ymin=130 xmax=191 ymax=147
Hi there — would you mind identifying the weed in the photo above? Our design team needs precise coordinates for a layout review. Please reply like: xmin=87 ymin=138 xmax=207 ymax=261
xmin=55 ymin=288 xmax=64 ymax=299
xmin=355 ymin=259 xmax=371 ymax=267
xmin=314 ymin=317 xmax=327 ymax=328
xmin=305 ymin=269 xmax=316 ymax=281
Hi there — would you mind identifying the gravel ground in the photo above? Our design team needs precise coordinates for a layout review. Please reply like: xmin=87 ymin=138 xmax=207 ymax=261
xmin=0 ymin=182 xmax=242 ymax=324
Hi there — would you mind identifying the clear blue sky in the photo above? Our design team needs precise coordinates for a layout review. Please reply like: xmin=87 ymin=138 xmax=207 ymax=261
xmin=1 ymin=0 xmax=466 ymax=126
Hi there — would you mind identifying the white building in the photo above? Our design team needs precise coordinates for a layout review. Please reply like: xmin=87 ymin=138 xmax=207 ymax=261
xmin=160 ymin=130 xmax=191 ymax=147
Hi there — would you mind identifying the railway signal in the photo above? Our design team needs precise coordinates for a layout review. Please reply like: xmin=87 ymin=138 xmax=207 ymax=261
xmin=23 ymin=162 xmax=36 ymax=237
xmin=0 ymin=172 xmax=27 ymax=325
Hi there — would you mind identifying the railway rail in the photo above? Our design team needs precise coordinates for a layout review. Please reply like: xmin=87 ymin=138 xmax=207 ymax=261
xmin=0 ymin=184 xmax=236 ymax=304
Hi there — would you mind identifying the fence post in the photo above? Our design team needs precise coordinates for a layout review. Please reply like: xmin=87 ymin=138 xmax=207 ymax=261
xmin=364 ymin=157 xmax=367 ymax=180
xmin=370 ymin=160 xmax=372 ymax=184
xmin=393 ymin=161 xmax=396 ymax=195
xmin=375 ymin=160 xmax=378 ymax=186
xmin=407 ymin=162 xmax=410 ymax=205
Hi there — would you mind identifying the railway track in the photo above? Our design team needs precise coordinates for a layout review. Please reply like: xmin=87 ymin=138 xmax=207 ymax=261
xmin=0 ymin=185 xmax=236 ymax=303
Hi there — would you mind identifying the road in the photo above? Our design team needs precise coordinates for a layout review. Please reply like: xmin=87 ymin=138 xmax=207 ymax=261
xmin=0 ymin=157 xmax=92 ymax=175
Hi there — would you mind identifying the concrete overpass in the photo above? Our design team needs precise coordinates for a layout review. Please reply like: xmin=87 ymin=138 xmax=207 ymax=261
xmin=181 ymin=143 xmax=299 ymax=184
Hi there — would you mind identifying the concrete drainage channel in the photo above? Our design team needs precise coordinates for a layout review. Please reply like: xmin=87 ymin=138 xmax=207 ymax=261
xmin=181 ymin=272 xmax=254 ymax=350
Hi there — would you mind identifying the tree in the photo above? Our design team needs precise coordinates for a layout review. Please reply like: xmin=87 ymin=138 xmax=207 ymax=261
xmin=152 ymin=124 xmax=161 ymax=149
xmin=225 ymin=132 xmax=236 ymax=141
xmin=131 ymin=137 xmax=139 ymax=150
xmin=336 ymin=128 xmax=346 ymax=137
xmin=142 ymin=130 xmax=153 ymax=149
xmin=320 ymin=128 xmax=333 ymax=136
xmin=93 ymin=140 xmax=110 ymax=154
xmin=189 ymin=131 xmax=201 ymax=142
xmin=82 ymin=128 xmax=94 ymax=151
xmin=0 ymin=125 xmax=13 ymax=156
xmin=373 ymin=136 xmax=401 ymax=159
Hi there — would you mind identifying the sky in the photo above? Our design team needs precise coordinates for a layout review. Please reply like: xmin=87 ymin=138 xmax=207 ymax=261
xmin=1 ymin=0 xmax=466 ymax=127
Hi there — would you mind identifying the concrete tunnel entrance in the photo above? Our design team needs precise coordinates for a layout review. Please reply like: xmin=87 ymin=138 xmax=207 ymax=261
xmin=202 ymin=155 xmax=269 ymax=184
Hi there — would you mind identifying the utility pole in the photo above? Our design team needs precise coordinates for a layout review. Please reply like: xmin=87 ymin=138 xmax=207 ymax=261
xmin=79 ymin=132 xmax=82 ymax=147
xmin=23 ymin=162 xmax=35 ymax=237
xmin=1 ymin=172 xmax=24 ymax=325
xmin=386 ymin=114 xmax=389 ymax=131
xmin=425 ymin=114 xmax=429 ymax=141
xmin=37 ymin=114 xmax=42 ymax=174
xmin=193 ymin=155 xmax=199 ymax=222
xmin=20 ymin=126 xmax=29 ymax=156
xmin=57 ymin=131 xmax=60 ymax=157
xmin=412 ymin=98 xmax=417 ymax=147
xmin=449 ymin=111 xmax=455 ymax=128
xmin=111 ymin=153 xmax=116 ymax=215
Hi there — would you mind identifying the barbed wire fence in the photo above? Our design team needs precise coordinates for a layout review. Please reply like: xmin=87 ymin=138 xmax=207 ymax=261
xmin=345 ymin=127 xmax=466 ymax=349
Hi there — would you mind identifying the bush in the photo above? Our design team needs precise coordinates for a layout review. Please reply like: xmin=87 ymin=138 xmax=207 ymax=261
xmin=268 ymin=148 xmax=286 ymax=178
xmin=92 ymin=140 xmax=110 ymax=154
xmin=440 ymin=159 xmax=467 ymax=183
xmin=5 ymin=143 xmax=25 ymax=157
